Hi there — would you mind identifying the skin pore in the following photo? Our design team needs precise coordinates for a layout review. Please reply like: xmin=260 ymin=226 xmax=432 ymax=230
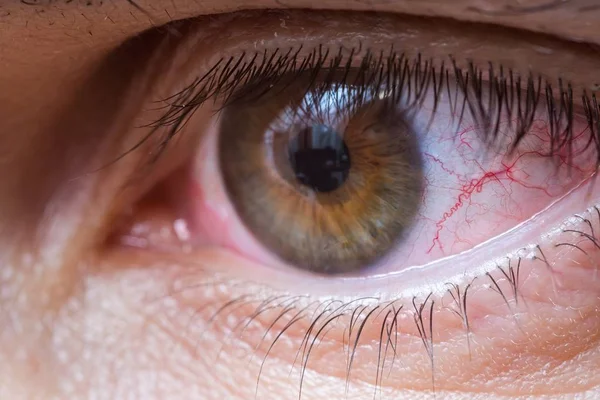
xmin=2 ymin=1 xmax=600 ymax=399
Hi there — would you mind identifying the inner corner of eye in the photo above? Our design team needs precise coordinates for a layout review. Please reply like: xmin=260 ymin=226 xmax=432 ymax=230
xmin=103 ymin=165 xmax=194 ymax=255
xmin=112 ymin=53 xmax=598 ymax=282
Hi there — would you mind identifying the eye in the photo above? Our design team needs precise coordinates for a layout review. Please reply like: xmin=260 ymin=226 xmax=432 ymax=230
xmin=143 ymin=48 xmax=597 ymax=277
xmin=106 ymin=10 xmax=600 ymax=395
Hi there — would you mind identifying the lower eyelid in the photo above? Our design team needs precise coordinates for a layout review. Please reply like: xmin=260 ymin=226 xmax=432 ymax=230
xmin=100 ymin=162 xmax=600 ymax=395
xmin=126 ymin=237 xmax=600 ymax=395
xmin=109 ymin=173 xmax=600 ymax=393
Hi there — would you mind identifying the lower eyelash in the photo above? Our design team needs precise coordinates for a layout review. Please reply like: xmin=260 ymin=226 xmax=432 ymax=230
xmin=149 ymin=45 xmax=600 ymax=173
xmin=162 ymin=197 xmax=600 ymax=397
xmin=156 ymin=207 xmax=593 ymax=398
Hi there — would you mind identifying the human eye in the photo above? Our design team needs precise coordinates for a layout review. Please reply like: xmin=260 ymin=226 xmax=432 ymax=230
xmin=104 ymin=10 xmax=600 ymax=397
xmin=169 ymin=46 xmax=596 ymax=276
xmin=3 ymin=3 xmax=600 ymax=400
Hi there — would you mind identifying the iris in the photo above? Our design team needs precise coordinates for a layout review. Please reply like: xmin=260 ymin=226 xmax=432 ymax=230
xmin=219 ymin=78 xmax=424 ymax=274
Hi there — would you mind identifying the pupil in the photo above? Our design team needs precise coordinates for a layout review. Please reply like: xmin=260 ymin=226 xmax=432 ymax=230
xmin=288 ymin=124 xmax=351 ymax=192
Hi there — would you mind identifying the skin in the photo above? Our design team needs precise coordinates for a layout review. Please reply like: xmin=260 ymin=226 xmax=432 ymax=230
xmin=1 ymin=1 xmax=600 ymax=399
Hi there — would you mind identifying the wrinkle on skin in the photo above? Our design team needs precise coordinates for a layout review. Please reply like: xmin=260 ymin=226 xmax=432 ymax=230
xmin=4 ymin=0 xmax=600 ymax=46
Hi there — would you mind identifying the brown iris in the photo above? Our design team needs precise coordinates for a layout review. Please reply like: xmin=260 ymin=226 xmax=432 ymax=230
xmin=219 ymin=79 xmax=424 ymax=274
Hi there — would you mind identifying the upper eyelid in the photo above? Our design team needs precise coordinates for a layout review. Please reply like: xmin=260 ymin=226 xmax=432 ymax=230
xmin=145 ymin=11 xmax=600 ymax=136
xmin=157 ymin=10 xmax=600 ymax=95
xmin=125 ymin=10 xmax=600 ymax=172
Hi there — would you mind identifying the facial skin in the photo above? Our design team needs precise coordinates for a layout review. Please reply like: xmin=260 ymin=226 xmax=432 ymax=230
xmin=2 ymin=1 xmax=600 ymax=399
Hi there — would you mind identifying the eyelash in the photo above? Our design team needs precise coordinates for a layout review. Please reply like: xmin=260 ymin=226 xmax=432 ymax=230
xmin=150 ymin=44 xmax=600 ymax=170
xmin=148 ymin=45 xmax=600 ymax=395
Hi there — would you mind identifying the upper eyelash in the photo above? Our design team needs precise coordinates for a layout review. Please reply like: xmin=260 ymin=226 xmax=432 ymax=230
xmin=147 ymin=44 xmax=600 ymax=169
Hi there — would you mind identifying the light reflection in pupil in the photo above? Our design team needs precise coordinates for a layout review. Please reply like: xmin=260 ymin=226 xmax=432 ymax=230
xmin=287 ymin=124 xmax=351 ymax=192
